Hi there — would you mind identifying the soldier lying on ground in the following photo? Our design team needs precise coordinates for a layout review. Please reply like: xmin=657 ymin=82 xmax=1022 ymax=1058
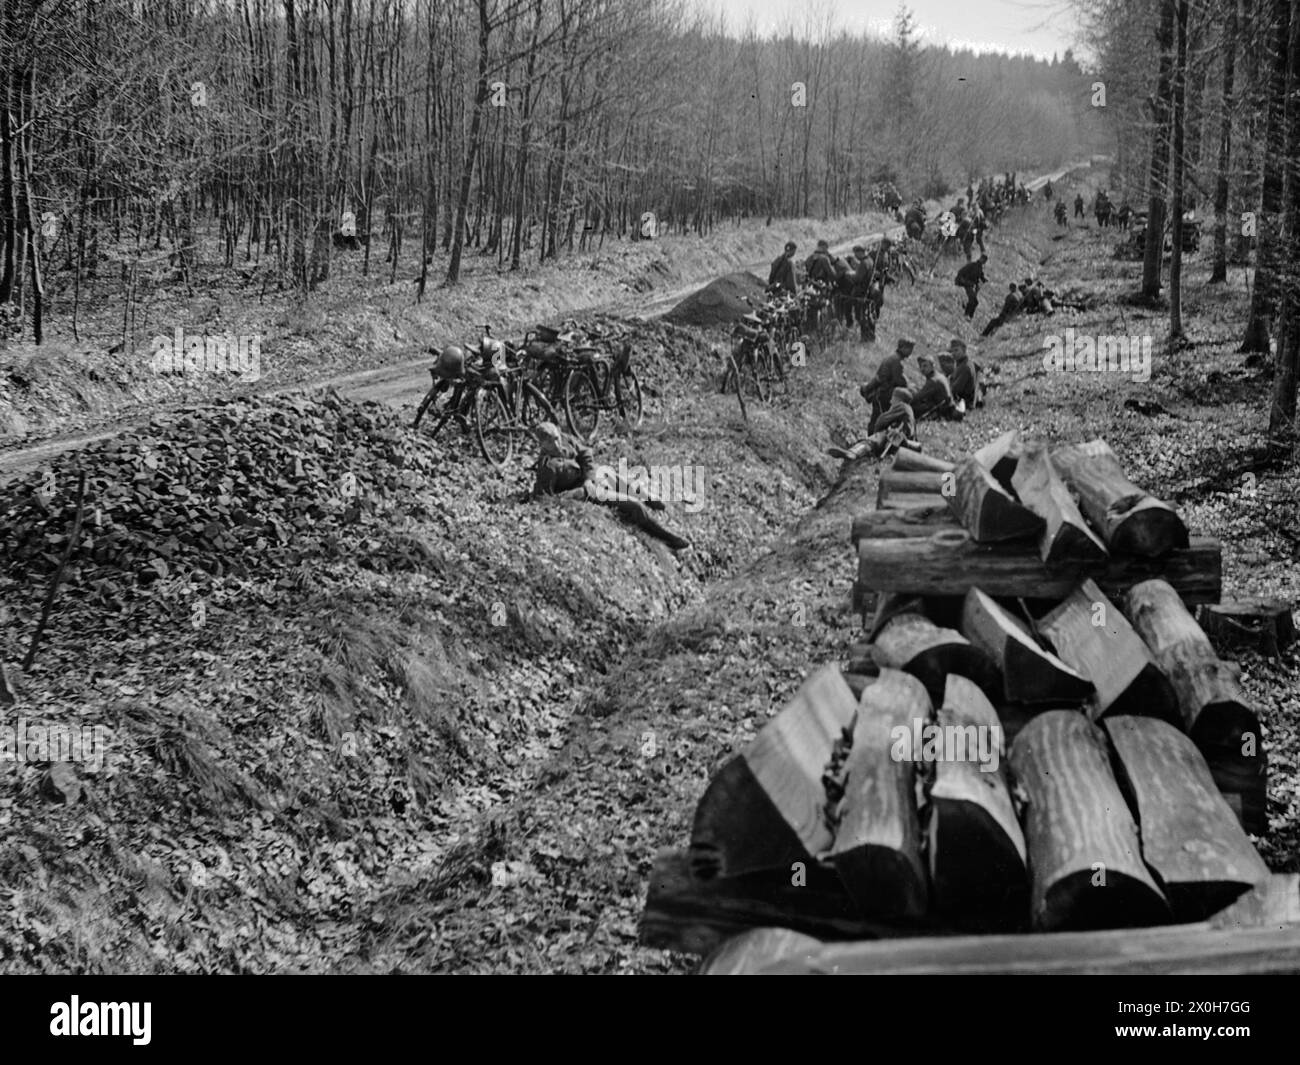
xmin=981 ymin=282 xmax=1023 ymax=337
xmin=827 ymin=387 xmax=918 ymax=461
xmin=527 ymin=422 xmax=690 ymax=551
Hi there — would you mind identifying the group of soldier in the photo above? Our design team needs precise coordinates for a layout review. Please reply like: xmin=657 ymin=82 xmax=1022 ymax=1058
xmin=827 ymin=336 xmax=981 ymax=462
xmin=769 ymin=238 xmax=898 ymax=341
xmin=1058 ymin=187 xmax=1130 ymax=230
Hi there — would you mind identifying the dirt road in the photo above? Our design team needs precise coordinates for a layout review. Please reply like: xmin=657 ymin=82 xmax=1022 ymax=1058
xmin=0 ymin=162 xmax=1090 ymax=481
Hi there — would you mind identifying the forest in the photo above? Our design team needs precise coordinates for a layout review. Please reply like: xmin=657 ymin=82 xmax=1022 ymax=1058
xmin=0 ymin=0 xmax=1100 ymax=338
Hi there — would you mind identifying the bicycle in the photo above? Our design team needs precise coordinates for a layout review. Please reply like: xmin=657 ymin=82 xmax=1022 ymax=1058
xmin=522 ymin=323 xmax=642 ymax=443
xmin=413 ymin=335 xmax=556 ymax=470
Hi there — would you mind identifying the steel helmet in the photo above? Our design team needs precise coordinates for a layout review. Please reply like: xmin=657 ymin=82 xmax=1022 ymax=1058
xmin=434 ymin=344 xmax=465 ymax=379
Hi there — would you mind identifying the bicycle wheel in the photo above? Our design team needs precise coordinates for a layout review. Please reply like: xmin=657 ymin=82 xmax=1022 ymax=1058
xmin=725 ymin=352 xmax=748 ymax=422
xmin=474 ymin=385 xmax=514 ymax=469
xmin=614 ymin=368 xmax=644 ymax=427
xmin=746 ymin=347 xmax=771 ymax=402
xmin=563 ymin=365 xmax=601 ymax=442
xmin=516 ymin=381 xmax=557 ymax=465
xmin=414 ymin=379 xmax=466 ymax=440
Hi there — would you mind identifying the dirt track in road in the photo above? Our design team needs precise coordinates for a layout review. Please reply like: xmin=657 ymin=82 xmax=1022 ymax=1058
xmin=0 ymin=163 xmax=1088 ymax=482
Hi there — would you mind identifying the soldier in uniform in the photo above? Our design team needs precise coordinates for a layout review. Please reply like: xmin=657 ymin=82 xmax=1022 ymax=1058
xmin=529 ymin=422 xmax=691 ymax=550
xmin=955 ymin=254 xmax=988 ymax=319
xmin=768 ymin=241 xmax=798 ymax=294
xmin=861 ymin=337 xmax=914 ymax=432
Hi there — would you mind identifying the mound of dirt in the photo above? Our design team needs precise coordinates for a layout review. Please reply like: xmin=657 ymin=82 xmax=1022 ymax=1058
xmin=663 ymin=271 xmax=767 ymax=329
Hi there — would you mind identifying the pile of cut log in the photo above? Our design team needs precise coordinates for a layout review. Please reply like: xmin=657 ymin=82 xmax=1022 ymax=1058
xmin=641 ymin=433 xmax=1298 ymax=970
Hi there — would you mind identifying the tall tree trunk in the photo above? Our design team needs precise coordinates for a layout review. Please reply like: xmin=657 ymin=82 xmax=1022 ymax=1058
xmin=1241 ymin=0 xmax=1290 ymax=353
xmin=1266 ymin=0 xmax=1299 ymax=452
xmin=1169 ymin=0 xmax=1189 ymax=338
xmin=1141 ymin=0 xmax=1176 ymax=301
xmin=1211 ymin=0 xmax=1238 ymax=284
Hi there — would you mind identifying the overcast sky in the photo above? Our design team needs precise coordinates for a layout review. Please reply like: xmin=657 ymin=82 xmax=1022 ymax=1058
xmin=699 ymin=0 xmax=1082 ymax=61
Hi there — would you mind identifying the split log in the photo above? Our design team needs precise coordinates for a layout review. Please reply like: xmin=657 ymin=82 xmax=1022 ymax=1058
xmin=950 ymin=457 xmax=1044 ymax=543
xmin=689 ymin=665 xmax=858 ymax=879
xmin=872 ymin=610 xmax=999 ymax=705
xmin=1198 ymin=598 xmax=1298 ymax=658
xmin=850 ymin=507 xmax=958 ymax=543
xmin=1051 ymin=439 xmax=1189 ymax=557
xmin=857 ymin=533 xmax=1222 ymax=605
xmin=826 ymin=668 xmax=929 ymax=918
xmin=877 ymin=484 xmax=953 ymax=511
xmin=879 ymin=470 xmax=946 ymax=496
xmin=927 ymin=674 xmax=1028 ymax=926
xmin=972 ymin=429 xmax=1023 ymax=491
xmin=640 ymin=850 xmax=871 ymax=955
xmin=1010 ymin=710 xmax=1171 ymax=931
xmin=892 ymin=449 xmax=954 ymax=474
xmin=1036 ymin=579 xmax=1179 ymax=723
xmin=1010 ymin=441 xmax=1108 ymax=564
xmin=1126 ymin=579 xmax=1266 ymax=834
xmin=961 ymin=588 xmax=1093 ymax=705
xmin=1104 ymin=716 xmax=1269 ymax=921
xmin=867 ymin=592 xmax=928 ymax=641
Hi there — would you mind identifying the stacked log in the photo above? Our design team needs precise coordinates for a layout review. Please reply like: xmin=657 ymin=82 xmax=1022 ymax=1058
xmin=1125 ymin=579 xmax=1267 ymax=834
xmin=641 ymin=436 xmax=1281 ymax=963
xmin=1035 ymin=579 xmax=1179 ymax=723
xmin=1051 ymin=439 xmax=1189 ymax=557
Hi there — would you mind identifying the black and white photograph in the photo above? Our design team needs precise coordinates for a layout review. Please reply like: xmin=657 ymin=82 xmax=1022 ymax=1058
xmin=0 ymin=0 xmax=1298 ymax=1007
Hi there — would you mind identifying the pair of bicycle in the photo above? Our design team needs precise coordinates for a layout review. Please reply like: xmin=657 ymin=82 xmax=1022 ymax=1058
xmin=411 ymin=324 xmax=644 ymax=470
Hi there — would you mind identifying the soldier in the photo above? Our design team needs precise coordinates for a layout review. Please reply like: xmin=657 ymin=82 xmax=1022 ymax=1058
xmin=529 ymin=422 xmax=691 ymax=550
xmin=1074 ymin=192 xmax=1085 ymax=219
xmin=860 ymin=337 xmax=914 ymax=432
xmin=1055 ymin=200 xmax=1068 ymax=227
xmin=955 ymin=254 xmax=988 ymax=319
xmin=912 ymin=355 xmax=961 ymax=422
xmin=981 ymin=282 xmax=1022 ymax=337
xmin=1043 ymin=179 xmax=1054 ymax=202
xmin=949 ymin=341 xmax=979 ymax=409
xmin=828 ymin=387 xmax=917 ymax=461
xmin=768 ymin=240 xmax=798 ymax=294
xmin=904 ymin=199 xmax=927 ymax=240
xmin=1117 ymin=202 xmax=1132 ymax=231
xmin=804 ymin=239 xmax=837 ymax=285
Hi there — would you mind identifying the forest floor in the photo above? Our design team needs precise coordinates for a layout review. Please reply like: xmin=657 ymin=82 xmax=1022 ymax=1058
xmin=1 ymin=168 xmax=1297 ymax=974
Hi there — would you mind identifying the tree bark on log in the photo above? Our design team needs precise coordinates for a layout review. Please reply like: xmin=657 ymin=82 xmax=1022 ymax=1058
xmin=827 ymin=668 xmax=929 ymax=919
xmin=961 ymin=588 xmax=1093 ymax=705
xmin=1035 ymin=579 xmax=1180 ymax=723
xmin=950 ymin=458 xmax=1044 ymax=543
xmin=926 ymin=674 xmax=1028 ymax=926
xmin=1125 ymin=579 xmax=1267 ymax=834
xmin=1104 ymin=715 xmax=1270 ymax=921
xmin=872 ymin=610 xmax=1000 ymax=705
xmin=892 ymin=449 xmax=954 ymax=474
xmin=876 ymin=488 xmax=952 ymax=513
xmin=1051 ymin=439 xmax=1189 ymax=557
xmin=850 ymin=508 xmax=959 ymax=542
xmin=857 ymin=534 xmax=1221 ymax=604
xmin=1011 ymin=441 xmax=1109 ymax=564
xmin=879 ymin=470 xmax=946 ymax=496
xmin=689 ymin=665 xmax=859 ymax=879
xmin=1010 ymin=710 xmax=1171 ymax=931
